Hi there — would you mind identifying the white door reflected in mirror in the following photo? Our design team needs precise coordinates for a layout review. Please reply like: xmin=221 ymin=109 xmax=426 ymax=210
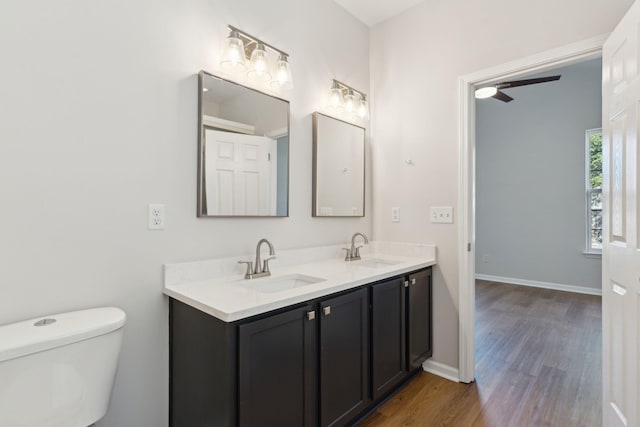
xmin=205 ymin=130 xmax=277 ymax=216
xmin=198 ymin=71 xmax=289 ymax=217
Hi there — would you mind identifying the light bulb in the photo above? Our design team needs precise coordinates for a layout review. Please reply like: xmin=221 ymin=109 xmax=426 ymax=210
xmin=271 ymin=54 xmax=293 ymax=89
xmin=228 ymin=45 xmax=241 ymax=63
xmin=327 ymin=81 xmax=343 ymax=110
xmin=220 ymin=30 xmax=247 ymax=73
xmin=344 ymin=90 xmax=355 ymax=113
xmin=330 ymin=89 xmax=341 ymax=107
xmin=357 ymin=95 xmax=369 ymax=120
xmin=247 ymin=43 xmax=271 ymax=82
xmin=475 ymin=86 xmax=498 ymax=99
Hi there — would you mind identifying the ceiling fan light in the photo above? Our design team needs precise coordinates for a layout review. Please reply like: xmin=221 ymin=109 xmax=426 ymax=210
xmin=475 ymin=86 xmax=498 ymax=99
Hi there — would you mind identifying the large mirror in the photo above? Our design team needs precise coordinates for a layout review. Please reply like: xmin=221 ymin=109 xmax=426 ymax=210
xmin=198 ymin=71 xmax=289 ymax=217
xmin=312 ymin=112 xmax=365 ymax=217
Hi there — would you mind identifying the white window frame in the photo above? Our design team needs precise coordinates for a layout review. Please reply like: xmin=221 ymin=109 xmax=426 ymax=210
xmin=585 ymin=128 xmax=602 ymax=255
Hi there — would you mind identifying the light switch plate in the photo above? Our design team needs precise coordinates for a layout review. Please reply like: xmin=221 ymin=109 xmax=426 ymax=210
xmin=391 ymin=207 xmax=400 ymax=223
xmin=431 ymin=206 xmax=453 ymax=223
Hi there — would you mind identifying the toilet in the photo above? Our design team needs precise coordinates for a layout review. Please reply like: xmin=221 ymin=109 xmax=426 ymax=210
xmin=0 ymin=307 xmax=126 ymax=427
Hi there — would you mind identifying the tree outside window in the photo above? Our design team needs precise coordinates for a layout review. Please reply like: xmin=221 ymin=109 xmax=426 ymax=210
xmin=586 ymin=129 xmax=602 ymax=252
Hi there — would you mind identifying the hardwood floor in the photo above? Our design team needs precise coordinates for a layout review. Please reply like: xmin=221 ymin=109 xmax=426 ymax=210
xmin=360 ymin=280 xmax=602 ymax=427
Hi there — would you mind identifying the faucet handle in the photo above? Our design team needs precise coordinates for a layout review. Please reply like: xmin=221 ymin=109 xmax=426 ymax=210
xmin=262 ymin=256 xmax=276 ymax=273
xmin=354 ymin=245 xmax=364 ymax=258
xmin=342 ymin=248 xmax=351 ymax=261
xmin=238 ymin=261 xmax=254 ymax=279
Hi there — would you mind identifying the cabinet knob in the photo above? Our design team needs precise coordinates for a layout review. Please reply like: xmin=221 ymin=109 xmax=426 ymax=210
xmin=411 ymin=278 xmax=416 ymax=285
xmin=404 ymin=281 xmax=409 ymax=288
xmin=307 ymin=311 xmax=316 ymax=321
xmin=323 ymin=306 xmax=331 ymax=316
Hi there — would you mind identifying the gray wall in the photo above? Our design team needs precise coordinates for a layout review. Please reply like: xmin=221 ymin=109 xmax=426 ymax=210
xmin=370 ymin=0 xmax=630 ymax=369
xmin=476 ymin=59 xmax=602 ymax=289
xmin=0 ymin=1 xmax=370 ymax=426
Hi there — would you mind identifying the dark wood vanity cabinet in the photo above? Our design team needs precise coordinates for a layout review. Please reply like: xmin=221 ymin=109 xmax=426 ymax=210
xmin=169 ymin=267 xmax=432 ymax=427
xmin=319 ymin=289 xmax=369 ymax=427
xmin=238 ymin=305 xmax=317 ymax=427
xmin=369 ymin=270 xmax=432 ymax=401
xmin=371 ymin=277 xmax=407 ymax=400
xmin=408 ymin=268 xmax=433 ymax=369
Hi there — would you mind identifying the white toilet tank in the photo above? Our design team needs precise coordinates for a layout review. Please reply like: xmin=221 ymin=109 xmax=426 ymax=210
xmin=0 ymin=307 xmax=126 ymax=427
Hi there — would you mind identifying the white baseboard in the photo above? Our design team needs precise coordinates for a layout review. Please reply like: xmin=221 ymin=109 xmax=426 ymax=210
xmin=422 ymin=359 xmax=460 ymax=382
xmin=475 ymin=273 xmax=602 ymax=296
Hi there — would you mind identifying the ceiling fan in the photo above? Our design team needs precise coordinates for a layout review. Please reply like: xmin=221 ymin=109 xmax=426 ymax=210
xmin=474 ymin=75 xmax=561 ymax=102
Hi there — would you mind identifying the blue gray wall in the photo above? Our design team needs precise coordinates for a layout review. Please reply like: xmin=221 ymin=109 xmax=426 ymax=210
xmin=476 ymin=59 xmax=602 ymax=290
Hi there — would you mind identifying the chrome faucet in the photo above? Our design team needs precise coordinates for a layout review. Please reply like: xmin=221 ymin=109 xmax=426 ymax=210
xmin=343 ymin=232 xmax=369 ymax=261
xmin=238 ymin=238 xmax=276 ymax=279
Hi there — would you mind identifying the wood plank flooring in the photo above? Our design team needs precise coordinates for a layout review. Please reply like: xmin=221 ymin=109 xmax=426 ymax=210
xmin=360 ymin=280 xmax=602 ymax=427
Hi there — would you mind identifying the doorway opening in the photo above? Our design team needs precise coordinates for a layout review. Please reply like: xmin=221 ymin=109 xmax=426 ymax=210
xmin=457 ymin=35 xmax=606 ymax=384
xmin=475 ymin=58 xmax=603 ymax=290
xmin=471 ymin=57 xmax=603 ymax=424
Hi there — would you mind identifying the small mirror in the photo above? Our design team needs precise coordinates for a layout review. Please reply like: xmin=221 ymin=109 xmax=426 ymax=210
xmin=312 ymin=112 xmax=365 ymax=217
xmin=198 ymin=71 xmax=289 ymax=217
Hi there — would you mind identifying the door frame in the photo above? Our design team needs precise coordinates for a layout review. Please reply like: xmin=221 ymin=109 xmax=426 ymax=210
xmin=457 ymin=34 xmax=608 ymax=383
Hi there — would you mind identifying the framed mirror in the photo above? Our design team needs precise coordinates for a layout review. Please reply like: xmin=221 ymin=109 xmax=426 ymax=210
xmin=198 ymin=71 xmax=290 ymax=217
xmin=312 ymin=112 xmax=365 ymax=217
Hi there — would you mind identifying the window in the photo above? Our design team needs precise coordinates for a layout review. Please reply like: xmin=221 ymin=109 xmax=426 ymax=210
xmin=586 ymin=128 xmax=602 ymax=253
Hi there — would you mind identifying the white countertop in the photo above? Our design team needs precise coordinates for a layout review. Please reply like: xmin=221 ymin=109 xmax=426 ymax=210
xmin=163 ymin=242 xmax=436 ymax=322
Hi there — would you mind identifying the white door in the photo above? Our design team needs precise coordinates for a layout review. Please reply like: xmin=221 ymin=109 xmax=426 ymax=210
xmin=602 ymin=2 xmax=640 ymax=426
xmin=204 ymin=130 xmax=276 ymax=216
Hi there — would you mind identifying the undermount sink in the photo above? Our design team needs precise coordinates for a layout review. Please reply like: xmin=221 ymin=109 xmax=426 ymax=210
xmin=238 ymin=274 xmax=326 ymax=294
xmin=353 ymin=258 xmax=402 ymax=269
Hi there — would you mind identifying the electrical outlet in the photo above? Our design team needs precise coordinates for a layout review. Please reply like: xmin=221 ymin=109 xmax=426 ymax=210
xmin=391 ymin=207 xmax=400 ymax=223
xmin=430 ymin=206 xmax=454 ymax=224
xmin=483 ymin=254 xmax=489 ymax=263
xmin=148 ymin=204 xmax=165 ymax=230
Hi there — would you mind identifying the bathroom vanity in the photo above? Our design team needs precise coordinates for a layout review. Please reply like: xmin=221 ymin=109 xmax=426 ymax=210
xmin=164 ymin=242 xmax=435 ymax=427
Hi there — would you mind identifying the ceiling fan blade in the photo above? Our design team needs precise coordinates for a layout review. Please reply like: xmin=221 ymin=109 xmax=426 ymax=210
xmin=493 ymin=90 xmax=514 ymax=103
xmin=496 ymin=75 xmax=561 ymax=89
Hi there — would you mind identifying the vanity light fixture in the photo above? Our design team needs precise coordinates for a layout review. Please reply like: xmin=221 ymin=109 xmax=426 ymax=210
xmin=220 ymin=25 xmax=293 ymax=90
xmin=325 ymin=79 xmax=369 ymax=122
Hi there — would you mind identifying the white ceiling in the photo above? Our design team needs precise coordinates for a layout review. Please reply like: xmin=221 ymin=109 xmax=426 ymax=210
xmin=333 ymin=0 xmax=425 ymax=27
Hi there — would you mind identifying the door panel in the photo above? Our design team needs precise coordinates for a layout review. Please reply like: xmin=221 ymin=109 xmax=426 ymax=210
xmin=408 ymin=269 xmax=432 ymax=369
xmin=238 ymin=305 xmax=317 ymax=427
xmin=204 ymin=130 xmax=275 ymax=215
xmin=603 ymin=3 xmax=640 ymax=426
xmin=320 ymin=289 xmax=369 ymax=427
xmin=371 ymin=277 xmax=407 ymax=400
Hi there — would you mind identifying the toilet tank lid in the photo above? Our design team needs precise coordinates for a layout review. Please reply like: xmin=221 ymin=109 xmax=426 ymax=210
xmin=0 ymin=307 xmax=126 ymax=363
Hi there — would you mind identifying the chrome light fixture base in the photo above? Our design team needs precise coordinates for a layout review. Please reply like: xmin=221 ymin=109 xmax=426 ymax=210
xmin=220 ymin=25 xmax=293 ymax=90
xmin=326 ymin=79 xmax=369 ymax=122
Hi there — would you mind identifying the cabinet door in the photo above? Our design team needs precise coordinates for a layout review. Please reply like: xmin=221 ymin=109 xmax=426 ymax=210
xmin=320 ymin=288 xmax=369 ymax=427
xmin=408 ymin=268 xmax=432 ymax=369
xmin=371 ymin=277 xmax=407 ymax=400
xmin=238 ymin=305 xmax=317 ymax=427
